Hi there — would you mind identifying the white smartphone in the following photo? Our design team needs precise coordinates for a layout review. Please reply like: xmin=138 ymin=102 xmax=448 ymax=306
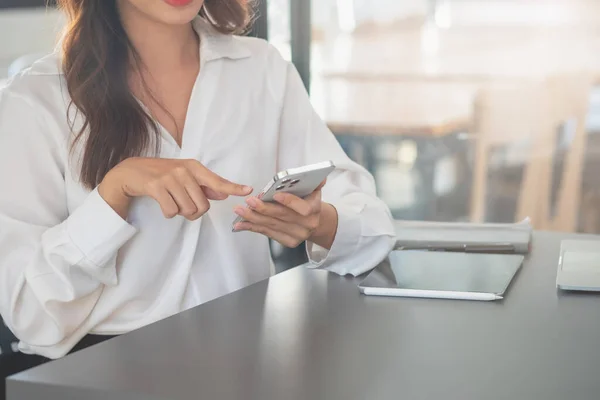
xmin=232 ymin=160 xmax=336 ymax=228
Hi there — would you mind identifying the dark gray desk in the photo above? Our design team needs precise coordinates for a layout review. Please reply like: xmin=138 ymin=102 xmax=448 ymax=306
xmin=8 ymin=232 xmax=600 ymax=400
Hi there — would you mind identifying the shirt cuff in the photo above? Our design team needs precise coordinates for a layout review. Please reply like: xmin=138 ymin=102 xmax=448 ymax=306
xmin=306 ymin=204 xmax=363 ymax=274
xmin=66 ymin=188 xmax=137 ymax=270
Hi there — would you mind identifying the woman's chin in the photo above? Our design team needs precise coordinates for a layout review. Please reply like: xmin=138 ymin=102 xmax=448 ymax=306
xmin=120 ymin=0 xmax=205 ymax=26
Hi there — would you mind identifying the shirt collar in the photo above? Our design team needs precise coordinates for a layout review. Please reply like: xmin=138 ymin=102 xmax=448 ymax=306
xmin=192 ymin=17 xmax=252 ymax=63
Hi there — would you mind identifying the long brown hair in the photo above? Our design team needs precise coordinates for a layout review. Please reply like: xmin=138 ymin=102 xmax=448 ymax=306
xmin=57 ymin=0 xmax=253 ymax=188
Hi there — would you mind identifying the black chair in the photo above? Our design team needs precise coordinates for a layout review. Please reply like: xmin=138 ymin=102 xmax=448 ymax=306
xmin=0 ymin=318 xmax=18 ymax=357
xmin=1 ymin=317 xmax=49 ymax=400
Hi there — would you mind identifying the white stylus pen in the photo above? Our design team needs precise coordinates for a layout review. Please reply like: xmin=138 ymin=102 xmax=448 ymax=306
xmin=361 ymin=288 xmax=503 ymax=301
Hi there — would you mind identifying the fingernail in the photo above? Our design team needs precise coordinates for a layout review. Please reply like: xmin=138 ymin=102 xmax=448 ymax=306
xmin=242 ymin=186 xmax=253 ymax=193
xmin=234 ymin=206 xmax=245 ymax=216
xmin=246 ymin=197 xmax=258 ymax=208
xmin=232 ymin=223 xmax=241 ymax=232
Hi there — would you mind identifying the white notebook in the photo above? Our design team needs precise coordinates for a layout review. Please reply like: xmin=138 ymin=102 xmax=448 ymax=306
xmin=394 ymin=219 xmax=532 ymax=254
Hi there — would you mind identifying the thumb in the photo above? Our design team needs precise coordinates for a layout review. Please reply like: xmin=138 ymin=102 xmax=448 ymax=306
xmin=315 ymin=179 xmax=327 ymax=191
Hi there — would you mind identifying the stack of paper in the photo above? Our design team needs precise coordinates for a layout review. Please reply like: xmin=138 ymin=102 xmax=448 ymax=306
xmin=394 ymin=218 xmax=532 ymax=254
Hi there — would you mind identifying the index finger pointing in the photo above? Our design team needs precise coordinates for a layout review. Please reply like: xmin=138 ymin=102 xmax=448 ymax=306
xmin=186 ymin=161 xmax=252 ymax=197
xmin=204 ymin=174 xmax=253 ymax=197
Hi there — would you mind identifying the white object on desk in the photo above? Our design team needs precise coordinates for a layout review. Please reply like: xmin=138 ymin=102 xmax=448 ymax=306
xmin=556 ymin=240 xmax=600 ymax=291
xmin=361 ymin=287 xmax=502 ymax=301
xmin=359 ymin=251 xmax=523 ymax=301
xmin=394 ymin=218 xmax=532 ymax=254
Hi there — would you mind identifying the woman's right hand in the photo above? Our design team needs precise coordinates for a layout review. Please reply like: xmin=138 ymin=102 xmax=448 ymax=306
xmin=98 ymin=158 xmax=252 ymax=220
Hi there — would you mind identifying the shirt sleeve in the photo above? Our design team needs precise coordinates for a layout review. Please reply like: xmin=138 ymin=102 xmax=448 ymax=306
xmin=273 ymin=58 xmax=396 ymax=276
xmin=0 ymin=88 xmax=137 ymax=354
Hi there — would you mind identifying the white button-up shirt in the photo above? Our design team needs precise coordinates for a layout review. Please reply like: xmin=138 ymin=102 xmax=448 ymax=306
xmin=0 ymin=18 xmax=395 ymax=358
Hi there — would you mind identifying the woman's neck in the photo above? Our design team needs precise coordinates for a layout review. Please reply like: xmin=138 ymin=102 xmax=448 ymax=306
xmin=118 ymin=3 xmax=200 ymax=74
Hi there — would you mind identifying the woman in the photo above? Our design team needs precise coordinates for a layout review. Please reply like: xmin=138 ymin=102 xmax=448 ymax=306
xmin=0 ymin=0 xmax=394 ymax=389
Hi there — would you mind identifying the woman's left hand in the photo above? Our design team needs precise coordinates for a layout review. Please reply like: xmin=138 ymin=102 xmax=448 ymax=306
xmin=233 ymin=181 xmax=338 ymax=249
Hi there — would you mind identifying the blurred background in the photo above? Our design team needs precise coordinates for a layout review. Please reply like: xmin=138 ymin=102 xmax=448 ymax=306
xmin=1 ymin=0 xmax=599 ymax=236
